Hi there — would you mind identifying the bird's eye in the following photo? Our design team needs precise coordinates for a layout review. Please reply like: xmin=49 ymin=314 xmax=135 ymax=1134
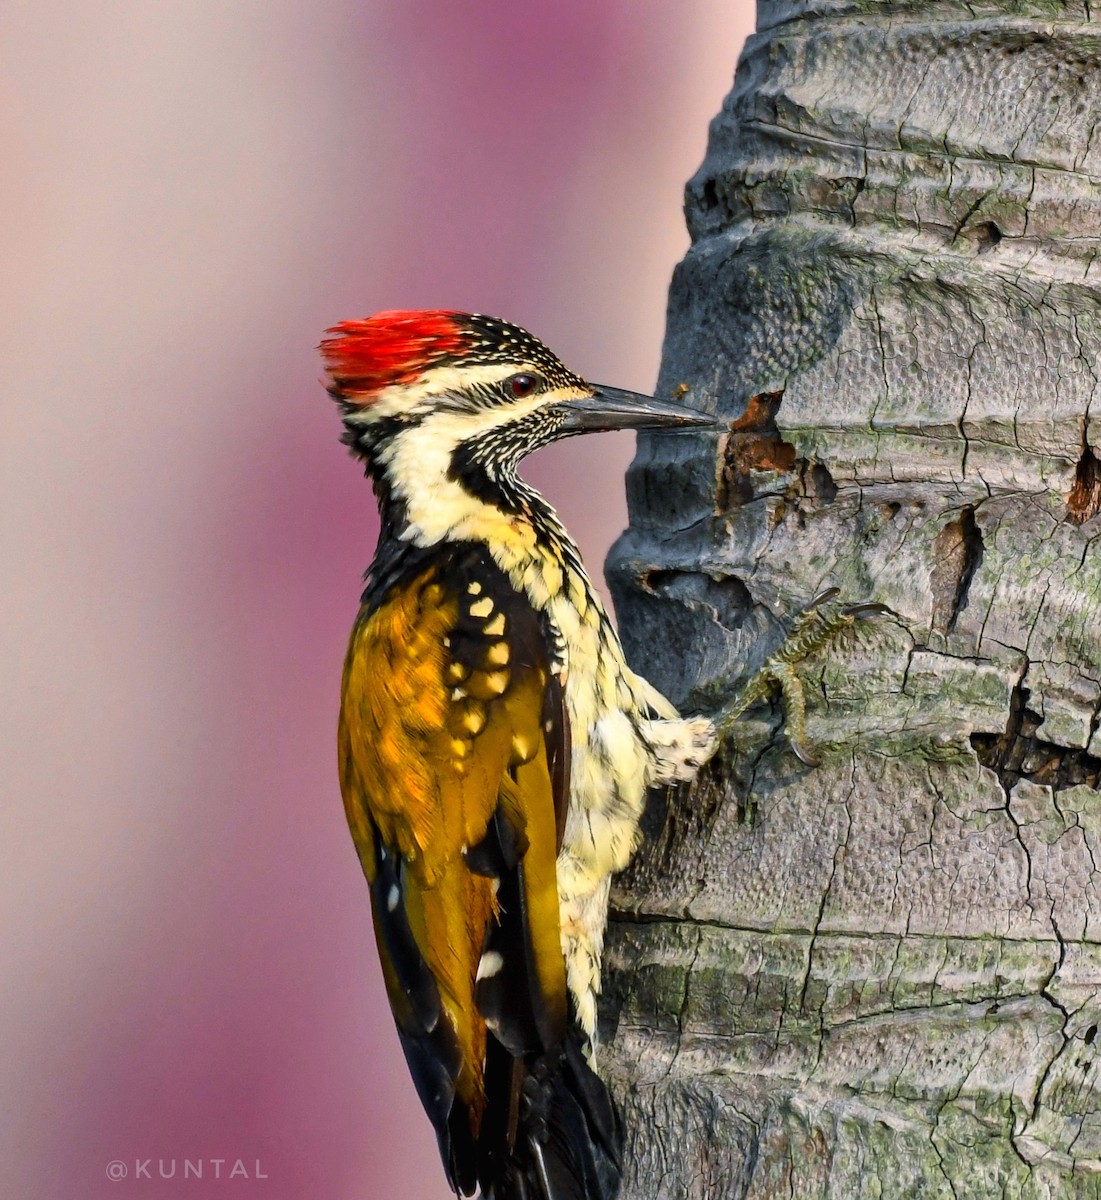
xmin=508 ymin=373 xmax=538 ymax=398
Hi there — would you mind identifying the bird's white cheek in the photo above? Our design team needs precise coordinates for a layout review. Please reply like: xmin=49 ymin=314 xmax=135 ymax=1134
xmin=377 ymin=401 xmax=557 ymax=549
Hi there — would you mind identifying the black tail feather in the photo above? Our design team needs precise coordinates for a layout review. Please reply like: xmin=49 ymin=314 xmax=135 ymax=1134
xmin=479 ymin=1028 xmax=623 ymax=1200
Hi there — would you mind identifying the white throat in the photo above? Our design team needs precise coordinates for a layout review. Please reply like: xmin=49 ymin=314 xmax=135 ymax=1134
xmin=374 ymin=395 xmax=553 ymax=555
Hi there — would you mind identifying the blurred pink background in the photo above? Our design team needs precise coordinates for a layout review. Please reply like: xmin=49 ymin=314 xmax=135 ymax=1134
xmin=1 ymin=4 xmax=751 ymax=1197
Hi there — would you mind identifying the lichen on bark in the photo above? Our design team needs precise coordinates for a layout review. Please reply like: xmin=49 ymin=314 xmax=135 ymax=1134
xmin=604 ymin=2 xmax=1101 ymax=1195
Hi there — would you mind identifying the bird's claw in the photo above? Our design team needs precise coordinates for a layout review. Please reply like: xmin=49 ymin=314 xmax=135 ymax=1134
xmin=713 ymin=590 xmax=886 ymax=766
xmin=788 ymin=738 xmax=821 ymax=769
xmin=841 ymin=601 xmax=892 ymax=619
xmin=803 ymin=586 xmax=840 ymax=612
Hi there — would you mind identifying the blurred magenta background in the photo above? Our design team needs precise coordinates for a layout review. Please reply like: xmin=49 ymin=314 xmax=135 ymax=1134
xmin=1 ymin=4 xmax=751 ymax=1197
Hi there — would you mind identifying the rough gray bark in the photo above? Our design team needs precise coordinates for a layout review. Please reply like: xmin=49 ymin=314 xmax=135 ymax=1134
xmin=604 ymin=3 xmax=1101 ymax=1196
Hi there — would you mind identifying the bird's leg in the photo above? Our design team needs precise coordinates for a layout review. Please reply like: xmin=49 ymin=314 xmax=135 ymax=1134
xmin=712 ymin=589 xmax=888 ymax=766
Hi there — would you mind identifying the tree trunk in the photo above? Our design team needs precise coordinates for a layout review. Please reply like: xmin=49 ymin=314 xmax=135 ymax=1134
xmin=604 ymin=3 xmax=1101 ymax=1195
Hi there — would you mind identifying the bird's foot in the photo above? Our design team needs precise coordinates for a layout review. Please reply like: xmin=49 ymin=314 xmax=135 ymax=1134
xmin=712 ymin=588 xmax=888 ymax=766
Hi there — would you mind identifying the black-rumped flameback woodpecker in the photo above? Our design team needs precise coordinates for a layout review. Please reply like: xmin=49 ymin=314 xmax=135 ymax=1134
xmin=320 ymin=311 xmax=871 ymax=1200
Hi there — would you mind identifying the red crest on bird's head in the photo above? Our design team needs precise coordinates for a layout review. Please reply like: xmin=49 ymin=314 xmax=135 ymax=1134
xmin=320 ymin=310 xmax=470 ymax=404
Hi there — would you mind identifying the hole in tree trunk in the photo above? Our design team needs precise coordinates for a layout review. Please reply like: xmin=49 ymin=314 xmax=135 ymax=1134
xmin=930 ymin=505 xmax=984 ymax=634
xmin=700 ymin=178 xmax=719 ymax=212
xmin=802 ymin=461 xmax=838 ymax=503
xmin=971 ymin=684 xmax=1101 ymax=794
xmin=716 ymin=391 xmax=797 ymax=510
xmin=972 ymin=221 xmax=1002 ymax=251
xmin=1067 ymin=441 xmax=1101 ymax=524
xmin=644 ymin=570 xmax=754 ymax=633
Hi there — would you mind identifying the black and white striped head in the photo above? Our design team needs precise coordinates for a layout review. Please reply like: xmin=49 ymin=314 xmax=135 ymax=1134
xmin=319 ymin=310 xmax=712 ymax=541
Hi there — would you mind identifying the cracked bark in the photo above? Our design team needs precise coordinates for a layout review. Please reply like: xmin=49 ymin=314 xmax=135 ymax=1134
xmin=603 ymin=3 xmax=1101 ymax=1195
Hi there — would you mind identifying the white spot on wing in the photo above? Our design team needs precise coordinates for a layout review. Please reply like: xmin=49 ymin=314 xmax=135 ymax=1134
xmin=477 ymin=951 xmax=504 ymax=981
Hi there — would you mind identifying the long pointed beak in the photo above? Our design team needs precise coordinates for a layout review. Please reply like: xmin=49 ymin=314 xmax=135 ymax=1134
xmin=555 ymin=384 xmax=716 ymax=434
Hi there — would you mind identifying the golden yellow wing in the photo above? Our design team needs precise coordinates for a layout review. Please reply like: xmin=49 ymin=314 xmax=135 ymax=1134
xmin=338 ymin=545 xmax=570 ymax=1195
